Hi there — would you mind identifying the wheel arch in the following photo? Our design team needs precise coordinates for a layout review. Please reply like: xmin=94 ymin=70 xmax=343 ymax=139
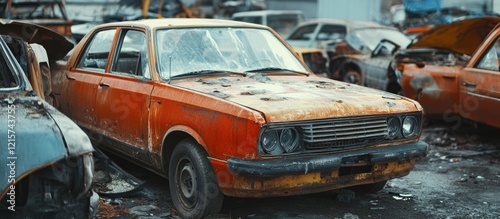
xmin=160 ymin=125 xmax=208 ymax=175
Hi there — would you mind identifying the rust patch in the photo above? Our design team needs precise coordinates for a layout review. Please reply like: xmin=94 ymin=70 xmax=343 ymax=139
xmin=208 ymin=90 xmax=231 ymax=99
xmin=307 ymin=80 xmax=347 ymax=89
xmin=241 ymin=89 xmax=266 ymax=95
xmin=385 ymin=102 xmax=396 ymax=107
xmin=409 ymin=74 xmax=440 ymax=100
xmin=260 ymin=96 xmax=287 ymax=101
xmin=248 ymin=73 xmax=271 ymax=82
xmin=195 ymin=78 xmax=232 ymax=87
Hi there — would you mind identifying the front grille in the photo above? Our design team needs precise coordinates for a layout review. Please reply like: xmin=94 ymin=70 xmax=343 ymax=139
xmin=300 ymin=117 xmax=388 ymax=151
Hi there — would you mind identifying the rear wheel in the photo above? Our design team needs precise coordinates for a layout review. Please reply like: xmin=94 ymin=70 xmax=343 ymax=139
xmin=169 ymin=139 xmax=223 ymax=219
xmin=343 ymin=69 xmax=362 ymax=85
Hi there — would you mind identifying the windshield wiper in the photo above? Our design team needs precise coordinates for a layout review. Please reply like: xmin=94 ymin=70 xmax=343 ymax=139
xmin=171 ymin=70 xmax=246 ymax=79
xmin=245 ymin=67 xmax=308 ymax=75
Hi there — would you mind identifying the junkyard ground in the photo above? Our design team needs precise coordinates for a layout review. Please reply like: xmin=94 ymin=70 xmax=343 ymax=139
xmin=94 ymin=122 xmax=500 ymax=219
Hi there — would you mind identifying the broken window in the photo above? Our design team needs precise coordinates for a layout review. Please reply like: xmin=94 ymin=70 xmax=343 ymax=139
xmin=476 ymin=37 xmax=500 ymax=71
xmin=0 ymin=49 xmax=18 ymax=88
xmin=77 ymin=29 xmax=116 ymax=72
xmin=111 ymin=29 xmax=149 ymax=78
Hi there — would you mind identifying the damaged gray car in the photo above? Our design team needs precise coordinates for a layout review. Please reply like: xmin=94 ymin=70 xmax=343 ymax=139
xmin=0 ymin=20 xmax=97 ymax=218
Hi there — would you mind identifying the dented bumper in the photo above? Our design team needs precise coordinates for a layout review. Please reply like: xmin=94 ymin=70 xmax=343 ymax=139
xmin=228 ymin=141 xmax=428 ymax=177
xmin=218 ymin=141 xmax=428 ymax=197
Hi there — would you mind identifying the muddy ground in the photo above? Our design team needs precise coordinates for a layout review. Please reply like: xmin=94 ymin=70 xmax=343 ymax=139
xmin=93 ymin=122 xmax=500 ymax=219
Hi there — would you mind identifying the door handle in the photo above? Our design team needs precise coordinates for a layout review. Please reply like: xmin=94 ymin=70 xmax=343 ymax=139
xmin=99 ymin=82 xmax=110 ymax=87
xmin=66 ymin=74 xmax=76 ymax=80
xmin=441 ymin=75 xmax=456 ymax=79
xmin=462 ymin=82 xmax=476 ymax=88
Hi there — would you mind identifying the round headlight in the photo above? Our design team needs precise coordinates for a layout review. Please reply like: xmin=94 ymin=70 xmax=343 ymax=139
xmin=261 ymin=130 xmax=282 ymax=154
xmin=402 ymin=116 xmax=418 ymax=138
xmin=387 ymin=117 xmax=401 ymax=139
xmin=280 ymin=128 xmax=299 ymax=153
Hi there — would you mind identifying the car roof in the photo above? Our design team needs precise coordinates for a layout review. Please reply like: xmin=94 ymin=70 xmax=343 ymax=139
xmin=232 ymin=10 xmax=304 ymax=17
xmin=97 ymin=18 xmax=270 ymax=30
xmin=296 ymin=18 xmax=382 ymax=28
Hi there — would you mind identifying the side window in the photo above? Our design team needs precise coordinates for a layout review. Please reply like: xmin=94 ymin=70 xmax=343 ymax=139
xmin=110 ymin=29 xmax=149 ymax=77
xmin=316 ymin=25 xmax=347 ymax=41
xmin=288 ymin=24 xmax=317 ymax=40
xmin=235 ymin=16 xmax=262 ymax=25
xmin=476 ymin=37 xmax=500 ymax=71
xmin=76 ymin=29 xmax=115 ymax=72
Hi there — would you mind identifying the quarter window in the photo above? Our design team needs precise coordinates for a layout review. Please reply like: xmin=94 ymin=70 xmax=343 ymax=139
xmin=76 ymin=29 xmax=115 ymax=72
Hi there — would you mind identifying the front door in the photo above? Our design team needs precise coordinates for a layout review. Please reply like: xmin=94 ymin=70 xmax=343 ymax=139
xmin=95 ymin=29 xmax=154 ymax=161
xmin=459 ymin=31 xmax=500 ymax=128
xmin=62 ymin=29 xmax=116 ymax=130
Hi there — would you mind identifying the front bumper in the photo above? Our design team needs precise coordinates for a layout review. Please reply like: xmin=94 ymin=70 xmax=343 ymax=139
xmin=228 ymin=141 xmax=428 ymax=177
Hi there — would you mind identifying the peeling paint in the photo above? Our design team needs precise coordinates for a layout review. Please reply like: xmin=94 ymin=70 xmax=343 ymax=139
xmin=409 ymin=74 xmax=440 ymax=100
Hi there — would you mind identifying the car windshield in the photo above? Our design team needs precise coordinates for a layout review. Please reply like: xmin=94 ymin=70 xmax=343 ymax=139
xmin=345 ymin=28 xmax=411 ymax=54
xmin=155 ymin=27 xmax=308 ymax=79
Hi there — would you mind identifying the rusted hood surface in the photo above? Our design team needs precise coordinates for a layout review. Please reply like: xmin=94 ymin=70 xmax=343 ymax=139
xmin=173 ymin=75 xmax=420 ymax=122
xmin=0 ymin=19 xmax=73 ymax=60
xmin=0 ymin=97 xmax=93 ymax=192
xmin=410 ymin=17 xmax=500 ymax=56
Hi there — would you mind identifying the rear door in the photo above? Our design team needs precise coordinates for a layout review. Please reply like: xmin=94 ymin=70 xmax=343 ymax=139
xmin=94 ymin=28 xmax=154 ymax=161
xmin=62 ymin=29 xmax=116 ymax=130
xmin=459 ymin=29 xmax=500 ymax=128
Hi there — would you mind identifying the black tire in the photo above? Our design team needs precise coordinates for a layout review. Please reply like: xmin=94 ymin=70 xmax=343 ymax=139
xmin=350 ymin=181 xmax=387 ymax=193
xmin=343 ymin=69 xmax=362 ymax=85
xmin=169 ymin=139 xmax=223 ymax=219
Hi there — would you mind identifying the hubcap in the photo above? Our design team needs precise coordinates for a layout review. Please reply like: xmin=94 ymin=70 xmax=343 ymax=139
xmin=176 ymin=158 xmax=198 ymax=209
xmin=346 ymin=72 xmax=360 ymax=84
xmin=180 ymin=163 xmax=197 ymax=198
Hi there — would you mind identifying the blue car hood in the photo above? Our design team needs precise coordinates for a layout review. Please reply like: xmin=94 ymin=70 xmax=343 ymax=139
xmin=0 ymin=96 xmax=93 ymax=193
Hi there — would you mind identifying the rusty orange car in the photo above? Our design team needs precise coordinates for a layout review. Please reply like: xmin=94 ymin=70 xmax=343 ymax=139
xmin=52 ymin=18 xmax=428 ymax=218
xmin=398 ymin=17 xmax=500 ymax=128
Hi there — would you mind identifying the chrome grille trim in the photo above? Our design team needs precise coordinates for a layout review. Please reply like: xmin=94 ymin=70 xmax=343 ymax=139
xmin=299 ymin=116 xmax=388 ymax=150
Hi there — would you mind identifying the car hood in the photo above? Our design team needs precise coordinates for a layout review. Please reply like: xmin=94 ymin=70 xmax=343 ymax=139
xmin=0 ymin=19 xmax=74 ymax=60
xmin=0 ymin=97 xmax=93 ymax=191
xmin=173 ymin=74 xmax=421 ymax=122
xmin=409 ymin=17 xmax=500 ymax=56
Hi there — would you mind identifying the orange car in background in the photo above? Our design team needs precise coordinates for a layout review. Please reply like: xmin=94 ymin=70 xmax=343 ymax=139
xmin=52 ymin=19 xmax=428 ymax=218
xmin=397 ymin=17 xmax=500 ymax=128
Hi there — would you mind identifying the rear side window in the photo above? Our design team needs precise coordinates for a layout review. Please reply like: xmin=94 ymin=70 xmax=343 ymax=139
xmin=288 ymin=24 xmax=317 ymax=40
xmin=234 ymin=16 xmax=262 ymax=25
xmin=476 ymin=36 xmax=500 ymax=71
xmin=316 ymin=25 xmax=347 ymax=41
xmin=76 ymin=29 xmax=116 ymax=72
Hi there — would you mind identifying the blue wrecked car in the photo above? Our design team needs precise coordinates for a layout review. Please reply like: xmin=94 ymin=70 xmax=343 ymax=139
xmin=0 ymin=20 xmax=97 ymax=218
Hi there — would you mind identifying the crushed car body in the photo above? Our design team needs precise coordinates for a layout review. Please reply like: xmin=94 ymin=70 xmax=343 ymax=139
xmin=397 ymin=16 xmax=500 ymax=128
xmin=0 ymin=20 xmax=97 ymax=218
xmin=52 ymin=18 xmax=428 ymax=218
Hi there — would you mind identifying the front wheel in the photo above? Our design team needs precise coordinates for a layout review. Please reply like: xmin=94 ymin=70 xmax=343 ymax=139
xmin=169 ymin=139 xmax=223 ymax=219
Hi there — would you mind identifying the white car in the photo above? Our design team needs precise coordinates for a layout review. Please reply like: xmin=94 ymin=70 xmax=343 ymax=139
xmin=286 ymin=19 xmax=383 ymax=51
